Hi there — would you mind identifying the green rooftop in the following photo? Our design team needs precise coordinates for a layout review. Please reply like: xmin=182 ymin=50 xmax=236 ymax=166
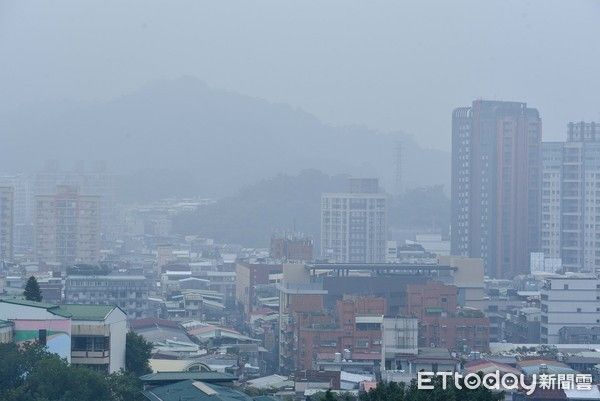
xmin=0 ymin=298 xmax=121 ymax=321
xmin=0 ymin=298 xmax=59 ymax=310
xmin=142 ymin=380 xmax=274 ymax=401
xmin=140 ymin=371 xmax=237 ymax=383
xmin=55 ymin=304 xmax=120 ymax=320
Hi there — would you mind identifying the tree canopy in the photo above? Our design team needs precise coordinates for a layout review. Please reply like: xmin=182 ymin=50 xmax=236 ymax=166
xmin=23 ymin=276 xmax=42 ymax=302
xmin=125 ymin=331 xmax=153 ymax=376
xmin=0 ymin=343 xmax=144 ymax=401
xmin=360 ymin=378 xmax=504 ymax=401
xmin=309 ymin=378 xmax=503 ymax=401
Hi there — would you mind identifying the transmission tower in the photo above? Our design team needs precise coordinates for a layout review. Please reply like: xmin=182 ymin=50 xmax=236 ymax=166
xmin=394 ymin=141 xmax=403 ymax=198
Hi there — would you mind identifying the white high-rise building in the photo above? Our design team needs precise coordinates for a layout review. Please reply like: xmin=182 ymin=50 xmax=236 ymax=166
xmin=540 ymin=273 xmax=600 ymax=344
xmin=541 ymin=122 xmax=600 ymax=272
xmin=321 ymin=178 xmax=387 ymax=263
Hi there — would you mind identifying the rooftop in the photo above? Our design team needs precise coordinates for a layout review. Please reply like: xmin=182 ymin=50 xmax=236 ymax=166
xmin=67 ymin=275 xmax=147 ymax=281
xmin=0 ymin=298 xmax=120 ymax=321
xmin=56 ymin=304 xmax=120 ymax=320
xmin=142 ymin=380 xmax=270 ymax=401
xmin=246 ymin=374 xmax=290 ymax=389
xmin=0 ymin=298 xmax=58 ymax=309
xmin=140 ymin=372 xmax=236 ymax=383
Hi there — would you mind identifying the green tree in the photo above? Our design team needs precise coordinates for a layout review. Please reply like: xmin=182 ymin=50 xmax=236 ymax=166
xmin=0 ymin=343 xmax=149 ymax=401
xmin=0 ymin=343 xmax=29 ymax=398
xmin=323 ymin=390 xmax=337 ymax=401
xmin=538 ymin=345 xmax=558 ymax=359
xmin=0 ymin=343 xmax=114 ymax=401
xmin=360 ymin=378 xmax=503 ymax=401
xmin=16 ymin=356 xmax=113 ymax=401
xmin=125 ymin=331 xmax=153 ymax=376
xmin=311 ymin=390 xmax=357 ymax=401
xmin=23 ymin=276 xmax=42 ymax=302
xmin=107 ymin=371 xmax=145 ymax=401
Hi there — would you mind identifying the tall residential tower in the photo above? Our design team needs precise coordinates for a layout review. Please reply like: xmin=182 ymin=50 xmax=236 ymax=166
xmin=34 ymin=185 xmax=100 ymax=266
xmin=451 ymin=100 xmax=542 ymax=278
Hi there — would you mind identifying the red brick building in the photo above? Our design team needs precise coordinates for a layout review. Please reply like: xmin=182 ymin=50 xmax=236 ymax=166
xmin=286 ymin=296 xmax=385 ymax=371
xmin=404 ymin=282 xmax=489 ymax=352
xmin=405 ymin=282 xmax=458 ymax=318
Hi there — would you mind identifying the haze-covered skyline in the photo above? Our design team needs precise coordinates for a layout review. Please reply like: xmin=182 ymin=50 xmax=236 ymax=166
xmin=2 ymin=0 xmax=600 ymax=151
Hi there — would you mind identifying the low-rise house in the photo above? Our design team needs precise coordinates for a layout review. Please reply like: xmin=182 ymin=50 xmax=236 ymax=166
xmin=246 ymin=374 xmax=291 ymax=391
xmin=60 ymin=304 xmax=127 ymax=373
xmin=463 ymin=359 xmax=522 ymax=376
xmin=130 ymin=318 xmax=201 ymax=358
xmin=559 ymin=326 xmax=600 ymax=344
xmin=563 ymin=355 xmax=600 ymax=377
xmin=517 ymin=359 xmax=579 ymax=377
xmin=149 ymin=358 xmax=212 ymax=373
xmin=0 ymin=298 xmax=127 ymax=373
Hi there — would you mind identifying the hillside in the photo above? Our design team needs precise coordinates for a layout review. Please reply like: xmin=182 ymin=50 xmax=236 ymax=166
xmin=1 ymin=77 xmax=450 ymax=200
xmin=172 ymin=170 xmax=450 ymax=248
xmin=172 ymin=169 xmax=347 ymax=247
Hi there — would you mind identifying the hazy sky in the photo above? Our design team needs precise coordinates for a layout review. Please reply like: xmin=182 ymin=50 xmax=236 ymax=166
xmin=1 ymin=0 xmax=599 ymax=150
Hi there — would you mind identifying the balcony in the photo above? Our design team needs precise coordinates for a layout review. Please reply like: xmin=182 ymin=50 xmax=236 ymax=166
xmin=71 ymin=350 xmax=110 ymax=364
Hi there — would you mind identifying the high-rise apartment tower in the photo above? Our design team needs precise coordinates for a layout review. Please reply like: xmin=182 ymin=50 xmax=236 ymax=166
xmin=451 ymin=100 xmax=542 ymax=278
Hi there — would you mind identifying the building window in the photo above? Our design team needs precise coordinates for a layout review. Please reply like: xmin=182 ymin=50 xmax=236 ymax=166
xmin=72 ymin=336 xmax=110 ymax=352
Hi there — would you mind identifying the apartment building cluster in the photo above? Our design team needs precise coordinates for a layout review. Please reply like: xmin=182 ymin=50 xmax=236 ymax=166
xmin=540 ymin=122 xmax=600 ymax=271
xmin=451 ymin=101 xmax=600 ymax=277
xmin=272 ymin=259 xmax=489 ymax=375
xmin=0 ymin=162 xmax=117 ymax=264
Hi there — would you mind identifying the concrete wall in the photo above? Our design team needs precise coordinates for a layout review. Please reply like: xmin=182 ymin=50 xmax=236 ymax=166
xmin=107 ymin=308 xmax=127 ymax=373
